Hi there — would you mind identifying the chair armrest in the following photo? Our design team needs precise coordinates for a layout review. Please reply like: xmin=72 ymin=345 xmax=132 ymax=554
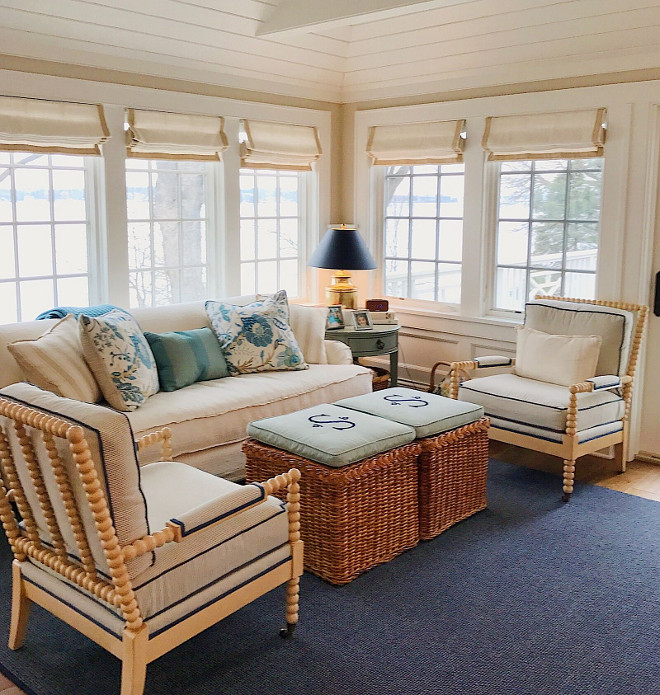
xmin=585 ymin=375 xmax=630 ymax=391
xmin=324 ymin=339 xmax=353 ymax=364
xmin=135 ymin=427 xmax=172 ymax=462
xmin=166 ymin=468 xmax=301 ymax=542
xmin=441 ymin=356 xmax=515 ymax=399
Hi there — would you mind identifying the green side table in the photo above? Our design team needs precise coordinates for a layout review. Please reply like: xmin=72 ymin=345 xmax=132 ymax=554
xmin=325 ymin=324 xmax=400 ymax=386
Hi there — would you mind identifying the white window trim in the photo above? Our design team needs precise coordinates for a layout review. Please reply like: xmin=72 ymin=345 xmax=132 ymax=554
xmin=355 ymin=88 xmax=637 ymax=324
xmin=0 ymin=73 xmax=331 ymax=310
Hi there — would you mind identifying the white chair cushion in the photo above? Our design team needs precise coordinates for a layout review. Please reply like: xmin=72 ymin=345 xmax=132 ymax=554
xmin=525 ymin=300 xmax=634 ymax=377
xmin=514 ymin=326 xmax=601 ymax=387
xmin=458 ymin=373 xmax=624 ymax=435
xmin=486 ymin=417 xmax=623 ymax=444
xmin=132 ymin=461 xmax=290 ymax=634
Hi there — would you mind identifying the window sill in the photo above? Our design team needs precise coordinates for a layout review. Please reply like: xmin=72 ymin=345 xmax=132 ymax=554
xmin=389 ymin=302 xmax=523 ymax=329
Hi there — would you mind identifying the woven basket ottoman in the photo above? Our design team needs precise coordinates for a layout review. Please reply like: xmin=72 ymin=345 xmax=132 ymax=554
xmin=243 ymin=404 xmax=420 ymax=585
xmin=336 ymin=388 xmax=490 ymax=541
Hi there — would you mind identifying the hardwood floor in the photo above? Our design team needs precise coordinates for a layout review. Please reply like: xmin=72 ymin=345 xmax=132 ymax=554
xmin=0 ymin=449 xmax=657 ymax=695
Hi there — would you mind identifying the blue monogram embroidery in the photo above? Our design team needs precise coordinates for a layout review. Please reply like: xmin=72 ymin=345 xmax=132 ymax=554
xmin=383 ymin=394 xmax=429 ymax=407
xmin=308 ymin=414 xmax=356 ymax=430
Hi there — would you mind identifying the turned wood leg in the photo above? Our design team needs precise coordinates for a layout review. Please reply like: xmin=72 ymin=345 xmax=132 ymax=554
xmin=280 ymin=577 xmax=299 ymax=639
xmin=120 ymin=624 xmax=149 ymax=695
xmin=562 ymin=459 xmax=576 ymax=503
xmin=9 ymin=561 xmax=30 ymax=650
xmin=613 ymin=442 xmax=626 ymax=474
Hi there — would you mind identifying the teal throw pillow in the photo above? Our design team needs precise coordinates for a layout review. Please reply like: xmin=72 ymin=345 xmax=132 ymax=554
xmin=205 ymin=290 xmax=308 ymax=375
xmin=144 ymin=328 xmax=230 ymax=392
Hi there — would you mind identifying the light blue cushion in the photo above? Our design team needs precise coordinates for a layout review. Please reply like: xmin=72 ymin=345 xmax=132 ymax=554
xmin=335 ymin=387 xmax=483 ymax=438
xmin=246 ymin=403 xmax=415 ymax=467
xmin=144 ymin=328 xmax=229 ymax=392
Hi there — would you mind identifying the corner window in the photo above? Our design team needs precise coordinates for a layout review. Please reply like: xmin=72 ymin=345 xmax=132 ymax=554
xmin=0 ymin=152 xmax=93 ymax=322
xmin=494 ymin=158 xmax=603 ymax=311
xmin=239 ymin=168 xmax=304 ymax=297
xmin=383 ymin=164 xmax=464 ymax=304
xmin=126 ymin=159 xmax=211 ymax=308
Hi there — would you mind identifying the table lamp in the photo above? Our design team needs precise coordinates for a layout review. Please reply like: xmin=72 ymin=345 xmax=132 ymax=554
xmin=307 ymin=225 xmax=377 ymax=309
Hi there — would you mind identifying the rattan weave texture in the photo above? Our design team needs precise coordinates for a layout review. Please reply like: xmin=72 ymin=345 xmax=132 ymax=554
xmin=418 ymin=417 xmax=490 ymax=540
xmin=243 ymin=439 xmax=421 ymax=585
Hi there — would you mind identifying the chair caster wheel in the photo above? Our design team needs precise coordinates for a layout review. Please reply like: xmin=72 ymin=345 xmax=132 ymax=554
xmin=279 ymin=623 xmax=296 ymax=639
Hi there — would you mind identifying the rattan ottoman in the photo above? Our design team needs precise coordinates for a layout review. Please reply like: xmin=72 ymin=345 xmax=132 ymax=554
xmin=336 ymin=388 xmax=490 ymax=541
xmin=243 ymin=404 xmax=420 ymax=585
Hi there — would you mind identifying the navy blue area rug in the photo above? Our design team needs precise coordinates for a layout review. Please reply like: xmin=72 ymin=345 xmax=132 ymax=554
xmin=0 ymin=460 xmax=658 ymax=695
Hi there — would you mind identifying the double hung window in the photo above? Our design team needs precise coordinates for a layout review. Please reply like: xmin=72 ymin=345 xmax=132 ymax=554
xmin=383 ymin=164 xmax=464 ymax=304
xmin=0 ymin=152 xmax=93 ymax=322
xmin=126 ymin=159 xmax=211 ymax=308
xmin=239 ymin=168 xmax=304 ymax=297
xmin=494 ymin=158 xmax=603 ymax=311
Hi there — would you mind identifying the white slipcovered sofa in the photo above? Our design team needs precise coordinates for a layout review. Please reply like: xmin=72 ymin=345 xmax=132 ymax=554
xmin=0 ymin=296 xmax=372 ymax=480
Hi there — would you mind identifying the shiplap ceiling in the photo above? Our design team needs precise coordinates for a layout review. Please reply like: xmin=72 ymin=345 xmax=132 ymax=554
xmin=1 ymin=0 xmax=660 ymax=103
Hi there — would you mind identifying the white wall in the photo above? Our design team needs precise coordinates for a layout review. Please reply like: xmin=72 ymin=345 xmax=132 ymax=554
xmin=352 ymin=80 xmax=660 ymax=458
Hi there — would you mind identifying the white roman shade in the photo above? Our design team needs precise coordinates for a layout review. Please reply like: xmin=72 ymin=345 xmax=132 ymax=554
xmin=240 ymin=120 xmax=322 ymax=171
xmin=366 ymin=120 xmax=465 ymax=165
xmin=482 ymin=108 xmax=606 ymax=161
xmin=126 ymin=108 xmax=229 ymax=160
xmin=0 ymin=96 xmax=109 ymax=155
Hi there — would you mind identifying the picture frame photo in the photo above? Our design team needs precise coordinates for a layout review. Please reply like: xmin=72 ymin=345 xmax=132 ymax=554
xmin=352 ymin=309 xmax=373 ymax=330
xmin=326 ymin=304 xmax=345 ymax=330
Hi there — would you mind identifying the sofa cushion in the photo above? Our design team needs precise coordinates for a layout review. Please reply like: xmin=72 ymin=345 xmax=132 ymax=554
xmin=144 ymin=327 xmax=229 ymax=392
xmin=79 ymin=309 xmax=159 ymax=411
xmin=514 ymin=326 xmax=601 ymax=387
xmin=126 ymin=364 xmax=373 ymax=462
xmin=7 ymin=315 xmax=102 ymax=403
xmin=206 ymin=291 xmax=307 ymax=375
xmin=458 ymin=373 xmax=624 ymax=434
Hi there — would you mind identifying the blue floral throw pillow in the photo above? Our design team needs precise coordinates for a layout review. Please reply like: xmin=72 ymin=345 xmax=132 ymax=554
xmin=205 ymin=291 xmax=308 ymax=375
xmin=78 ymin=309 xmax=159 ymax=411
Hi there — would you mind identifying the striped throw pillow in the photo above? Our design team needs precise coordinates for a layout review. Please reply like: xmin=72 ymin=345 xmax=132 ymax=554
xmin=7 ymin=315 xmax=102 ymax=403
xmin=144 ymin=327 xmax=230 ymax=391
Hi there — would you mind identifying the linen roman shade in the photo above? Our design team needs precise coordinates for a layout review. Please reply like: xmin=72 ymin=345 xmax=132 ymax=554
xmin=0 ymin=96 xmax=109 ymax=155
xmin=126 ymin=108 xmax=229 ymax=160
xmin=482 ymin=108 xmax=606 ymax=161
xmin=240 ymin=120 xmax=322 ymax=171
xmin=366 ymin=120 xmax=466 ymax=165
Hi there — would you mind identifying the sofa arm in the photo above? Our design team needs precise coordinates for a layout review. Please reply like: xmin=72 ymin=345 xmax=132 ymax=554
xmin=324 ymin=339 xmax=353 ymax=365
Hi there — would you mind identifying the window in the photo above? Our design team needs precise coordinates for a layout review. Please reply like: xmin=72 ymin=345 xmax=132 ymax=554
xmin=0 ymin=152 xmax=92 ymax=322
xmin=494 ymin=158 xmax=603 ymax=312
xmin=383 ymin=164 xmax=464 ymax=303
xmin=126 ymin=159 xmax=211 ymax=308
xmin=239 ymin=168 xmax=304 ymax=297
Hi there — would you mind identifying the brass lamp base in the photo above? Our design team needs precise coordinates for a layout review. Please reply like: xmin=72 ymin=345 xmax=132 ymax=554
xmin=325 ymin=270 xmax=357 ymax=310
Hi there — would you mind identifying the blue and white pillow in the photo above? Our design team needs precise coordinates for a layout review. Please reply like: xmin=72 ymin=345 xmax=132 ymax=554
xmin=205 ymin=290 xmax=308 ymax=375
xmin=79 ymin=309 xmax=159 ymax=411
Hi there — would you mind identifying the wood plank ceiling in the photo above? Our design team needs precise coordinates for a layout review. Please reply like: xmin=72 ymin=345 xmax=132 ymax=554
xmin=0 ymin=0 xmax=659 ymax=103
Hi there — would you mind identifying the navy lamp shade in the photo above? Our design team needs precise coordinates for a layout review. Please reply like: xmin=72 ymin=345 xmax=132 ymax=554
xmin=307 ymin=225 xmax=377 ymax=309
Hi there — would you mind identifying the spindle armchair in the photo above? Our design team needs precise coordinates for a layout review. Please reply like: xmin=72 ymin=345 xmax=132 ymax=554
xmin=0 ymin=382 xmax=303 ymax=695
xmin=445 ymin=297 xmax=647 ymax=501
